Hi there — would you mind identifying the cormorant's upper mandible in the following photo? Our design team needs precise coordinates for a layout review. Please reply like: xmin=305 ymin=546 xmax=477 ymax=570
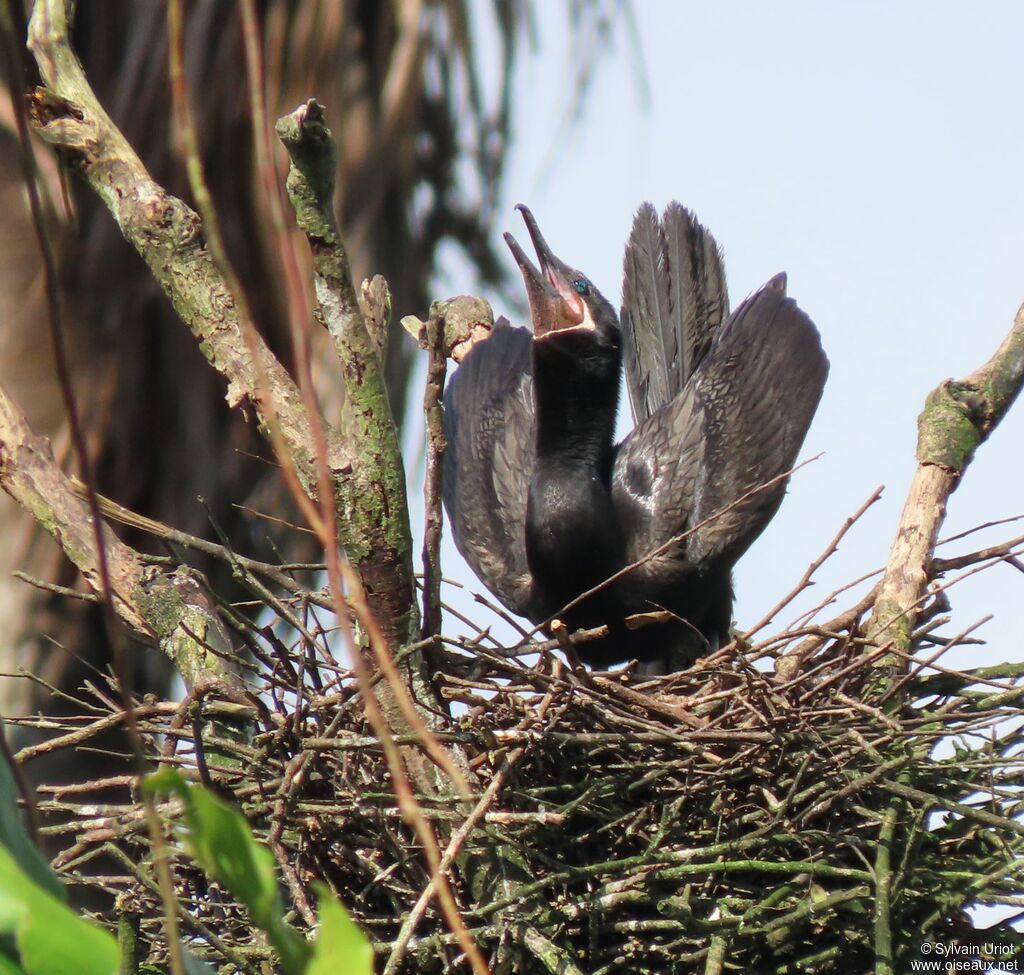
xmin=504 ymin=204 xmax=619 ymax=344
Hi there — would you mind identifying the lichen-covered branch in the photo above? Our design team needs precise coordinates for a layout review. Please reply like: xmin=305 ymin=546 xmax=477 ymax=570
xmin=24 ymin=0 xmax=459 ymax=794
xmin=0 ymin=384 xmax=236 ymax=689
xmin=275 ymin=99 xmax=418 ymax=652
xmin=273 ymin=100 xmax=464 ymax=800
xmin=25 ymin=5 xmax=428 ymax=668
xmin=869 ymin=300 xmax=1024 ymax=660
xmin=275 ymin=99 xmax=589 ymax=975
xmin=25 ymin=1 xmax=349 ymax=525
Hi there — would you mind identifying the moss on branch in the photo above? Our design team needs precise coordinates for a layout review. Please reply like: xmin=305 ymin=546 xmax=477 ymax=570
xmin=870 ymin=299 xmax=1024 ymax=660
xmin=0 ymin=383 xmax=237 ymax=689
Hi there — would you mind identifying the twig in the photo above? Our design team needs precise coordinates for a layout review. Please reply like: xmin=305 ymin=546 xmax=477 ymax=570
xmin=65 ymin=480 xmax=330 ymax=603
xmin=744 ymin=485 xmax=884 ymax=640
xmin=931 ymin=533 xmax=1024 ymax=573
xmin=420 ymin=302 xmax=448 ymax=640
xmin=882 ymin=779 xmax=1024 ymax=837
xmin=384 ymin=672 xmax=560 ymax=974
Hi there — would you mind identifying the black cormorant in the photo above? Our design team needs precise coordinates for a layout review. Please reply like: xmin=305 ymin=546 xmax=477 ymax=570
xmin=442 ymin=203 xmax=828 ymax=673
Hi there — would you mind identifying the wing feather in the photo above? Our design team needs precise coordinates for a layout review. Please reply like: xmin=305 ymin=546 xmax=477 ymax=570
xmin=612 ymin=278 xmax=828 ymax=577
xmin=662 ymin=201 xmax=729 ymax=383
xmin=621 ymin=202 xmax=729 ymax=423
xmin=442 ymin=324 xmax=536 ymax=617
xmin=621 ymin=202 xmax=671 ymax=423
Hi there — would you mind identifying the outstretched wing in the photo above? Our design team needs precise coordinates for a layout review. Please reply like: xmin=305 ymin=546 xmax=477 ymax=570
xmin=612 ymin=276 xmax=828 ymax=579
xmin=442 ymin=324 xmax=537 ymax=618
xmin=620 ymin=202 xmax=729 ymax=424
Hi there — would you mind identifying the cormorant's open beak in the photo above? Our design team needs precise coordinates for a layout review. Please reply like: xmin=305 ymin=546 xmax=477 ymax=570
xmin=504 ymin=205 xmax=586 ymax=338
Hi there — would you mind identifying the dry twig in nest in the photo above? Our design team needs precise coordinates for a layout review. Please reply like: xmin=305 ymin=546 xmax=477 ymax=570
xmin=9 ymin=518 xmax=1022 ymax=974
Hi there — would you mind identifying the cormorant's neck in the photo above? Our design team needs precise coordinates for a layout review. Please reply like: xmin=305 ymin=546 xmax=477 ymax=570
xmin=532 ymin=333 xmax=621 ymax=472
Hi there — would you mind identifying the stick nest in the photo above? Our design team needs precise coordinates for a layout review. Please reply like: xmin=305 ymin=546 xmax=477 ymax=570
xmin=13 ymin=548 xmax=1024 ymax=975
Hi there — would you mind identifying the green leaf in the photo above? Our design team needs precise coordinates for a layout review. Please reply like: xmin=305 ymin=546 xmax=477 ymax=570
xmin=0 ymin=954 xmax=27 ymax=975
xmin=0 ymin=846 xmax=117 ymax=975
xmin=307 ymin=886 xmax=374 ymax=975
xmin=145 ymin=768 xmax=310 ymax=975
xmin=0 ymin=722 xmax=64 ymax=903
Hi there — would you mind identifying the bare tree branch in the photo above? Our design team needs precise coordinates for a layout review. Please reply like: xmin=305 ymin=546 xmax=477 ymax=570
xmin=869 ymin=300 xmax=1024 ymax=661
xmin=0 ymin=383 xmax=237 ymax=689
xmin=26 ymin=1 xmax=348 ymax=526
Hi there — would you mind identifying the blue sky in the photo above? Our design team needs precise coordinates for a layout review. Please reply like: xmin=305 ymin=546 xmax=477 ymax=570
xmin=419 ymin=2 xmax=1024 ymax=672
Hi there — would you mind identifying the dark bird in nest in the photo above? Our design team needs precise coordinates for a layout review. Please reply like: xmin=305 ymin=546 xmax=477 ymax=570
xmin=442 ymin=203 xmax=828 ymax=673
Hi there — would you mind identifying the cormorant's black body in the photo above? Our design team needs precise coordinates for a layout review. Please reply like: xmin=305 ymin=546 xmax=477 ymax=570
xmin=442 ymin=203 xmax=828 ymax=672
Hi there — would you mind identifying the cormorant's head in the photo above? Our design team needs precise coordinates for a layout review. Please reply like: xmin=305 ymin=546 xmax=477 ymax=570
xmin=504 ymin=205 xmax=618 ymax=344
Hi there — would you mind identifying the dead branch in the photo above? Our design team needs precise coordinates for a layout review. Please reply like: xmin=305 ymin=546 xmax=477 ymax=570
xmin=419 ymin=299 xmax=450 ymax=641
xmin=869 ymin=300 xmax=1024 ymax=661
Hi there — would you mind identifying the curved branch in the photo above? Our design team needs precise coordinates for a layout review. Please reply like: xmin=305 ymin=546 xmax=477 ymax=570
xmin=869 ymin=300 xmax=1024 ymax=660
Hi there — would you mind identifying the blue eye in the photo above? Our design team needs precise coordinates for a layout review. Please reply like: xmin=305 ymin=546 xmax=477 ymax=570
xmin=573 ymin=278 xmax=589 ymax=295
